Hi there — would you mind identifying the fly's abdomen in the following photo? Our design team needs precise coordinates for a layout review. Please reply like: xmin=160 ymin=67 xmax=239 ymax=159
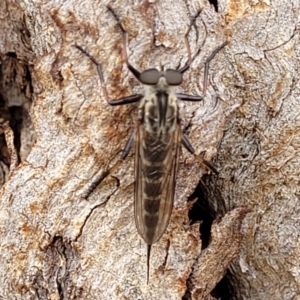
xmin=135 ymin=132 xmax=178 ymax=245
xmin=142 ymin=164 xmax=164 ymax=239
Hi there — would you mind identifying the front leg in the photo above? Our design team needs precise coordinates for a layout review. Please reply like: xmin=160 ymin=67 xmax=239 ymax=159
xmin=177 ymin=93 xmax=203 ymax=102
xmin=74 ymin=45 xmax=143 ymax=106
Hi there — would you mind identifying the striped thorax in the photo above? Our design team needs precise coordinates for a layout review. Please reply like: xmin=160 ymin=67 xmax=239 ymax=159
xmin=141 ymin=78 xmax=178 ymax=135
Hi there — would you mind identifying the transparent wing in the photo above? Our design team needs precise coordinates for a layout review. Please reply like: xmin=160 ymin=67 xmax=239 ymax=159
xmin=134 ymin=124 xmax=181 ymax=245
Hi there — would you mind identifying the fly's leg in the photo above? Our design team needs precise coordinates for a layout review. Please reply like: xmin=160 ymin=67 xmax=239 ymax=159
xmin=83 ymin=128 xmax=136 ymax=199
xmin=107 ymin=5 xmax=155 ymax=84
xmin=177 ymin=10 xmax=202 ymax=74
xmin=177 ymin=93 xmax=203 ymax=101
xmin=74 ymin=44 xmax=140 ymax=197
xmin=75 ymin=8 xmax=142 ymax=197
xmin=178 ymin=39 xmax=228 ymax=98
xmin=202 ymin=41 xmax=228 ymax=96
xmin=74 ymin=45 xmax=142 ymax=105
xmin=177 ymin=14 xmax=227 ymax=171
xmin=178 ymin=40 xmax=227 ymax=170
xmin=177 ymin=9 xmax=228 ymax=96
xmin=75 ymin=5 xmax=145 ymax=102
xmin=182 ymin=134 xmax=219 ymax=174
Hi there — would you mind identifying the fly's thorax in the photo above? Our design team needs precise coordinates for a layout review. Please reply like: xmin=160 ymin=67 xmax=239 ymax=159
xmin=139 ymin=80 xmax=179 ymax=136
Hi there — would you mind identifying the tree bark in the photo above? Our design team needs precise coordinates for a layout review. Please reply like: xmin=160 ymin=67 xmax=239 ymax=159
xmin=0 ymin=0 xmax=299 ymax=299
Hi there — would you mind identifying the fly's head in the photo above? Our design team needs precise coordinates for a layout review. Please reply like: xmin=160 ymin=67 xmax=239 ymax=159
xmin=137 ymin=68 xmax=182 ymax=136
xmin=138 ymin=68 xmax=183 ymax=88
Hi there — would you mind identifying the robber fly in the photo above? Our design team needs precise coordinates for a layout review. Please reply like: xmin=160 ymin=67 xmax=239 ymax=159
xmin=75 ymin=6 xmax=227 ymax=282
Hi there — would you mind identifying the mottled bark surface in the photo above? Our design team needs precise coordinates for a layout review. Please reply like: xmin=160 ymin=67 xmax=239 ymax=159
xmin=0 ymin=0 xmax=299 ymax=299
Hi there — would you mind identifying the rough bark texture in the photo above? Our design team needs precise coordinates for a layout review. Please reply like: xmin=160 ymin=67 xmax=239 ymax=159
xmin=0 ymin=0 xmax=299 ymax=299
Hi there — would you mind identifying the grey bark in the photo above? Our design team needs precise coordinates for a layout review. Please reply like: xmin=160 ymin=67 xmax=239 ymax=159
xmin=0 ymin=0 xmax=299 ymax=299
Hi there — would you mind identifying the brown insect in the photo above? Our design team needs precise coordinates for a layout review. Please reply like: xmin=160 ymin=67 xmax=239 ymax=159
xmin=75 ymin=6 xmax=227 ymax=282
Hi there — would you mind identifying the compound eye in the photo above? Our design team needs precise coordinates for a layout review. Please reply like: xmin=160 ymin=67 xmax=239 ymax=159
xmin=139 ymin=69 xmax=160 ymax=85
xmin=165 ymin=69 xmax=183 ymax=85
